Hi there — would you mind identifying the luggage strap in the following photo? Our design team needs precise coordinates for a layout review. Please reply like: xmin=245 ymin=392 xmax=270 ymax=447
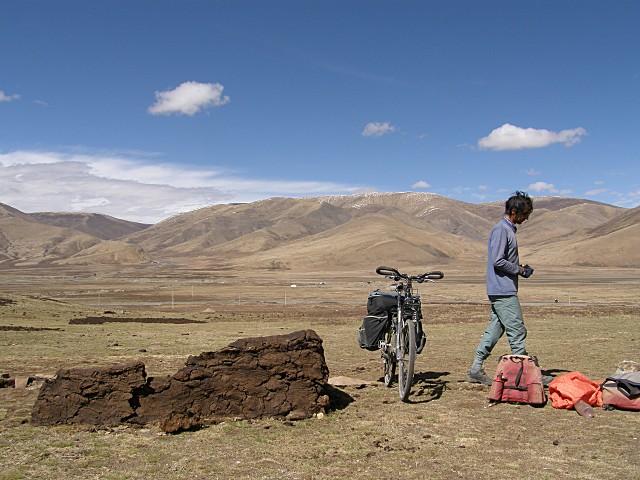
xmin=604 ymin=376 xmax=640 ymax=399
xmin=501 ymin=358 xmax=526 ymax=391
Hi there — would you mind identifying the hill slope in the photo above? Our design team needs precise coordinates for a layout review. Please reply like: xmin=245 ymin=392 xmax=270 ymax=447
xmin=0 ymin=194 xmax=635 ymax=269
xmin=0 ymin=203 xmax=151 ymax=267
xmin=122 ymin=193 xmax=632 ymax=269
xmin=526 ymin=205 xmax=640 ymax=267
xmin=30 ymin=212 xmax=150 ymax=240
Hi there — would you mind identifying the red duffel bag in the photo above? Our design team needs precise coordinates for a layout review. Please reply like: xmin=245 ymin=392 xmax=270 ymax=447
xmin=488 ymin=355 xmax=547 ymax=406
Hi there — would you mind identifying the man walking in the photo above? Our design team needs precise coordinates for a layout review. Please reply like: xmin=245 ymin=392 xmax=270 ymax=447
xmin=467 ymin=191 xmax=536 ymax=385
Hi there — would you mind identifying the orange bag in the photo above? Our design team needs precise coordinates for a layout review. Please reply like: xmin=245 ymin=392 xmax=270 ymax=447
xmin=548 ymin=371 xmax=603 ymax=409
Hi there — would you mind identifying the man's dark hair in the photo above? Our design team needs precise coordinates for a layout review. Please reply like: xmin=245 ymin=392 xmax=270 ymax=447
xmin=504 ymin=191 xmax=533 ymax=215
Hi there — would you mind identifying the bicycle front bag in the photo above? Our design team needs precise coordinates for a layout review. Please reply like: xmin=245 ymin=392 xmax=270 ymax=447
xmin=357 ymin=314 xmax=389 ymax=351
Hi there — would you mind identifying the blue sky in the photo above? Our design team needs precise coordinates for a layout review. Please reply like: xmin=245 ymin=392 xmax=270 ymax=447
xmin=1 ymin=0 xmax=639 ymax=223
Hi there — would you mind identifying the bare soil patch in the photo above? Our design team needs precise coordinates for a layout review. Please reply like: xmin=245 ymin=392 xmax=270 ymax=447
xmin=0 ymin=325 xmax=64 ymax=331
xmin=69 ymin=316 xmax=206 ymax=325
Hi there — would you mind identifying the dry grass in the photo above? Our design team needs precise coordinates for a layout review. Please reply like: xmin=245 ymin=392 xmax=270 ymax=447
xmin=0 ymin=269 xmax=639 ymax=479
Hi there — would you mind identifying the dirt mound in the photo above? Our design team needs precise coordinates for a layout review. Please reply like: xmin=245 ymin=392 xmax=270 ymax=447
xmin=0 ymin=325 xmax=63 ymax=331
xmin=69 ymin=317 xmax=206 ymax=325
xmin=31 ymin=362 xmax=146 ymax=427
xmin=31 ymin=330 xmax=333 ymax=432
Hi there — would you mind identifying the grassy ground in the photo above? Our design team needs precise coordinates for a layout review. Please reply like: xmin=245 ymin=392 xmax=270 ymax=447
xmin=0 ymin=272 xmax=639 ymax=479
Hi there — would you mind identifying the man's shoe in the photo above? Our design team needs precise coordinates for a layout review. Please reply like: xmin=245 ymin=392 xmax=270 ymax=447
xmin=467 ymin=368 xmax=493 ymax=386
xmin=542 ymin=375 xmax=554 ymax=386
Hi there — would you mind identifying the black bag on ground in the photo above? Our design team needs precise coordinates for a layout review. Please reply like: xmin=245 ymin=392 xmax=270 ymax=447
xmin=358 ymin=314 xmax=389 ymax=351
xmin=367 ymin=290 xmax=397 ymax=316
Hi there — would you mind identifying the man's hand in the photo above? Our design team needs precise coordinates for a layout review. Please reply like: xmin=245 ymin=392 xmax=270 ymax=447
xmin=521 ymin=264 xmax=534 ymax=278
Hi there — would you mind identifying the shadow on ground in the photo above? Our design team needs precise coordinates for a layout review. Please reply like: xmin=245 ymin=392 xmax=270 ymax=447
xmin=375 ymin=371 xmax=450 ymax=404
xmin=323 ymin=384 xmax=355 ymax=411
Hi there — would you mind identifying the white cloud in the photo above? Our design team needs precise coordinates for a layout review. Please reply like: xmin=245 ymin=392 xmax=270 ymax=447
xmin=584 ymin=188 xmax=608 ymax=196
xmin=614 ymin=190 xmax=640 ymax=207
xmin=0 ymin=149 xmax=364 ymax=223
xmin=0 ymin=91 xmax=21 ymax=102
xmin=362 ymin=122 xmax=397 ymax=137
xmin=411 ymin=180 xmax=431 ymax=189
xmin=148 ymin=81 xmax=230 ymax=116
xmin=453 ymin=186 xmax=472 ymax=195
xmin=629 ymin=190 xmax=640 ymax=199
xmin=527 ymin=181 xmax=572 ymax=195
xmin=478 ymin=123 xmax=587 ymax=151
xmin=477 ymin=185 xmax=489 ymax=191
xmin=472 ymin=193 xmax=488 ymax=200
xmin=525 ymin=168 xmax=540 ymax=176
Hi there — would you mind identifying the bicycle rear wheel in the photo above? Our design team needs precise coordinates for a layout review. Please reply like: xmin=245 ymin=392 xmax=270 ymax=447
xmin=397 ymin=317 xmax=416 ymax=401
xmin=382 ymin=324 xmax=396 ymax=387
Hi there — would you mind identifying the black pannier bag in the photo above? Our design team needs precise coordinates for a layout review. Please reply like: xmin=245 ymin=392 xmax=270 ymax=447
xmin=358 ymin=313 xmax=389 ymax=351
xmin=367 ymin=290 xmax=398 ymax=316
xmin=364 ymin=289 xmax=427 ymax=354
xmin=358 ymin=290 xmax=397 ymax=351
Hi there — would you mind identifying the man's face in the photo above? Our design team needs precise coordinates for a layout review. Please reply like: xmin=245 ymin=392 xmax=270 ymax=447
xmin=512 ymin=209 xmax=532 ymax=225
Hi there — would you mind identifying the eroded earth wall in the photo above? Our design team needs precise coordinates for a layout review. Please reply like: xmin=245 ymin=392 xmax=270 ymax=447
xmin=31 ymin=329 xmax=330 ymax=432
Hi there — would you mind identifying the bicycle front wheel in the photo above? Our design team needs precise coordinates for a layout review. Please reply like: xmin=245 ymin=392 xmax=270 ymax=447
xmin=382 ymin=323 xmax=396 ymax=387
xmin=397 ymin=317 xmax=416 ymax=401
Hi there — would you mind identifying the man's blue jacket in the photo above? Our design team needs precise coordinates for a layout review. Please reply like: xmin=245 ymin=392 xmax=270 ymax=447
xmin=486 ymin=217 xmax=521 ymax=296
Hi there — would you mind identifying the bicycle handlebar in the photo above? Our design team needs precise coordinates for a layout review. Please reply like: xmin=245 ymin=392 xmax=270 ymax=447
xmin=376 ymin=265 xmax=400 ymax=277
xmin=376 ymin=266 xmax=444 ymax=282
xmin=421 ymin=271 xmax=444 ymax=281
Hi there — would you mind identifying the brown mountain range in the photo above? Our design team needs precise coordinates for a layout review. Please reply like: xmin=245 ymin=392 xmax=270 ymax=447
xmin=0 ymin=203 xmax=150 ymax=267
xmin=0 ymin=193 xmax=636 ymax=270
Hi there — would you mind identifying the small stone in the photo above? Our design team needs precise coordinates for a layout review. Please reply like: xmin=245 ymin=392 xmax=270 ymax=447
xmin=14 ymin=377 xmax=30 ymax=389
